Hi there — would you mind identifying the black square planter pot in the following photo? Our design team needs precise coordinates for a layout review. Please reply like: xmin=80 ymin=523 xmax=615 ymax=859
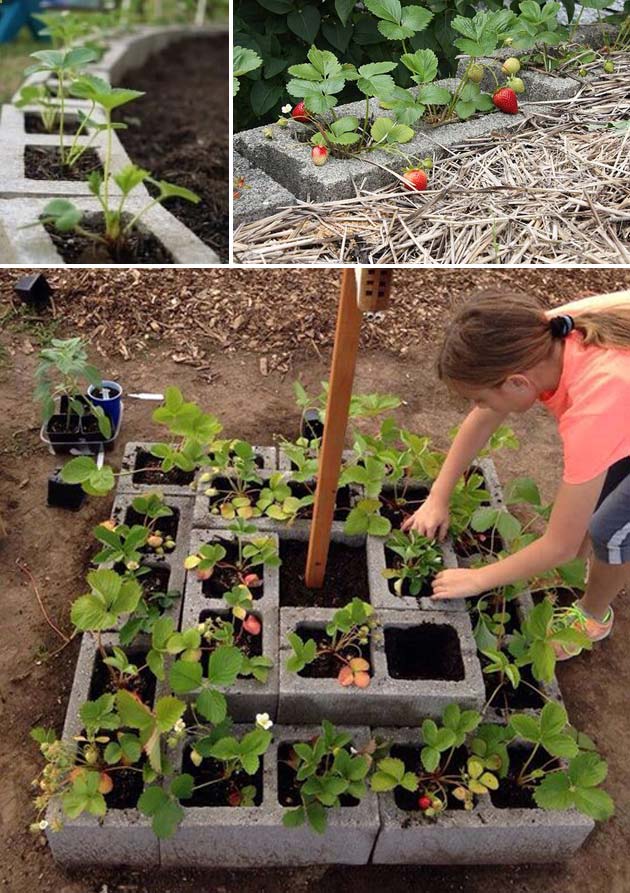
xmin=47 ymin=468 xmax=85 ymax=511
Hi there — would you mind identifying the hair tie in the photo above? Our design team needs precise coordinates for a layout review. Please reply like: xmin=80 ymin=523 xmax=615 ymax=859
xmin=550 ymin=314 xmax=575 ymax=339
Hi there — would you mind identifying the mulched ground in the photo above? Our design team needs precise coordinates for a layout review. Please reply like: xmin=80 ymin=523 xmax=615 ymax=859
xmin=2 ymin=268 xmax=630 ymax=374
xmin=114 ymin=34 xmax=229 ymax=263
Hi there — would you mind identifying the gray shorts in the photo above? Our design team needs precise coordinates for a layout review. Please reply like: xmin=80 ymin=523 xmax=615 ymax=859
xmin=589 ymin=457 xmax=630 ymax=565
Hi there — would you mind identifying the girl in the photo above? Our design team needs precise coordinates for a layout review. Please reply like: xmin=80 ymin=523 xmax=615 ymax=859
xmin=403 ymin=289 xmax=630 ymax=660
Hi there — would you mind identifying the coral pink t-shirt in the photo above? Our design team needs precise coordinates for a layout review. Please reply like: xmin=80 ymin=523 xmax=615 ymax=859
xmin=540 ymin=332 xmax=630 ymax=485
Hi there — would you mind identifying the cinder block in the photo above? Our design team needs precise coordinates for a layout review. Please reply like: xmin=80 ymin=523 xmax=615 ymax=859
xmin=277 ymin=608 xmax=484 ymax=725
xmin=371 ymin=726 xmax=594 ymax=864
xmin=454 ymin=59 xmax=579 ymax=103
xmin=0 ymin=196 xmax=220 ymax=264
xmin=367 ymin=533 xmax=464 ymax=612
xmin=116 ymin=441 xmax=198 ymax=499
xmin=46 ymin=633 xmax=160 ymax=867
xmin=233 ymin=152 xmax=297 ymax=228
xmin=159 ymin=724 xmax=380 ymax=866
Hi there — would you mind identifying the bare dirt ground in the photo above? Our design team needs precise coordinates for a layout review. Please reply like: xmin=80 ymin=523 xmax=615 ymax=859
xmin=1 ymin=268 xmax=630 ymax=893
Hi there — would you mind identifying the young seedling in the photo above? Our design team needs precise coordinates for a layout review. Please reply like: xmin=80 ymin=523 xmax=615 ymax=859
xmin=184 ymin=518 xmax=280 ymax=592
xmin=507 ymin=598 xmax=592 ymax=684
xmin=198 ymin=614 xmax=274 ymax=684
xmin=382 ymin=530 xmax=443 ymax=597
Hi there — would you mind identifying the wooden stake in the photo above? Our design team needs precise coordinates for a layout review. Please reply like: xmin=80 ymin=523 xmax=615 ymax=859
xmin=305 ymin=269 xmax=363 ymax=588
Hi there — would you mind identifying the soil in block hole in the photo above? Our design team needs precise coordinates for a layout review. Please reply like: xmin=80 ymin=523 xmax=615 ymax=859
xmin=180 ymin=746 xmax=263 ymax=807
xmin=88 ymin=647 xmax=156 ymax=705
xmin=287 ymin=481 xmax=352 ymax=522
xmin=24 ymin=112 xmax=82 ymax=136
xmin=384 ymin=545 xmax=437 ymax=599
xmin=104 ymin=765 xmax=146 ymax=810
xmin=481 ymin=653 xmax=546 ymax=712
xmin=208 ymin=449 xmax=265 ymax=469
xmin=294 ymin=626 xmax=372 ymax=680
xmin=43 ymin=212 xmax=174 ymax=264
xmin=390 ymin=744 xmax=467 ymax=813
xmin=491 ymin=745 xmax=560 ymax=810
xmin=123 ymin=506 xmax=180 ymax=552
xmin=379 ymin=485 xmax=430 ymax=529
xmin=25 ymin=145 xmax=101 ymax=181
xmin=470 ymin=592 xmax=520 ymax=635
xmin=385 ymin=624 xmax=465 ymax=680
xmin=207 ymin=477 xmax=262 ymax=514
xmin=112 ymin=563 xmax=172 ymax=598
xmin=279 ymin=539 xmax=368 ymax=608
xmin=277 ymin=741 xmax=359 ymax=807
xmin=131 ymin=449 xmax=195 ymax=486
xmin=200 ymin=538 xmax=264 ymax=600
xmin=199 ymin=609 xmax=263 ymax=676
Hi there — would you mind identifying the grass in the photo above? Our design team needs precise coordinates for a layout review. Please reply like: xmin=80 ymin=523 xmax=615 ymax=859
xmin=0 ymin=26 xmax=41 ymax=104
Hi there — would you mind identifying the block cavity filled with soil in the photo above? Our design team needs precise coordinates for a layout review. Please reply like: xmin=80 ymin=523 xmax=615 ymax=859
xmin=292 ymin=625 xmax=372 ymax=680
xmin=384 ymin=623 xmax=465 ymax=680
xmin=179 ymin=746 xmax=263 ymax=807
xmin=131 ymin=448 xmax=195 ymax=486
xmin=279 ymin=539 xmax=368 ymax=607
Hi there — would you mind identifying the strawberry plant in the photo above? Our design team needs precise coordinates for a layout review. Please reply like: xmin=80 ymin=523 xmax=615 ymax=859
xmin=286 ymin=598 xmax=378 ymax=687
xmin=184 ymin=518 xmax=280 ymax=592
xmin=382 ymin=529 xmax=443 ymax=597
xmin=507 ymin=598 xmax=592 ymax=683
xmin=281 ymin=720 xmax=374 ymax=833
xmin=198 ymin=614 xmax=274 ymax=684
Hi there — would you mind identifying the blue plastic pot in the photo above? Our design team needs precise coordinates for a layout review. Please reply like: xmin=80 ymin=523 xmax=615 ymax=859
xmin=87 ymin=380 xmax=123 ymax=430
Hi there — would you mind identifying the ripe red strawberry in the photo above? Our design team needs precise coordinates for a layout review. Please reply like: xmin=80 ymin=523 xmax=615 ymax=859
xmin=418 ymin=795 xmax=432 ymax=811
xmin=402 ymin=168 xmax=428 ymax=191
xmin=311 ymin=145 xmax=328 ymax=167
xmin=291 ymin=101 xmax=310 ymax=123
xmin=492 ymin=87 xmax=518 ymax=114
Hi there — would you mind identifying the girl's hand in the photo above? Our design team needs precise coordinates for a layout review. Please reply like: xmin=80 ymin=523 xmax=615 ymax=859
xmin=401 ymin=495 xmax=450 ymax=540
xmin=431 ymin=568 xmax=485 ymax=600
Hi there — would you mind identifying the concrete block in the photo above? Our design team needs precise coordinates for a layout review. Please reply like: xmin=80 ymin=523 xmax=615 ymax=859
xmin=46 ymin=633 xmax=160 ymax=867
xmin=277 ymin=608 xmax=484 ymax=725
xmin=371 ymin=726 xmax=594 ymax=864
xmin=116 ymin=441 xmax=198 ymax=499
xmin=160 ymin=724 xmax=380 ymax=866
xmin=367 ymin=533 xmax=465 ymax=612
xmin=455 ymin=59 xmax=580 ymax=104
xmin=473 ymin=457 xmax=505 ymax=508
xmin=0 ymin=195 xmax=220 ymax=263
xmin=233 ymin=151 xmax=297 ymax=228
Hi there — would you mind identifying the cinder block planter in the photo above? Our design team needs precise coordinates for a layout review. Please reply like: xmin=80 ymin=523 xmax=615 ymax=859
xmin=115 ymin=441 xmax=276 ymax=498
xmin=371 ymin=726 xmax=594 ymax=864
xmin=160 ymin=724 xmax=380 ymax=867
xmin=110 ymin=490 xmax=193 ymax=575
xmin=233 ymin=152 xmax=297 ymax=229
xmin=367 ymin=533 xmax=464 ymax=612
xmin=45 ymin=633 xmax=160 ymax=867
xmin=472 ymin=457 xmax=505 ymax=508
xmin=0 ymin=103 xmax=142 ymax=199
xmin=0 ymin=195 xmax=219 ymax=264
xmin=278 ymin=608 xmax=484 ymax=725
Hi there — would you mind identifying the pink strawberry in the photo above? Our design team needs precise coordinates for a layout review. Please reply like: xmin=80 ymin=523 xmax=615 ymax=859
xmin=311 ymin=145 xmax=328 ymax=166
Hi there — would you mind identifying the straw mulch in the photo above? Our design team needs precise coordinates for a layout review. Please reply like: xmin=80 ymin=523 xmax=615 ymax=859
xmin=234 ymin=53 xmax=630 ymax=265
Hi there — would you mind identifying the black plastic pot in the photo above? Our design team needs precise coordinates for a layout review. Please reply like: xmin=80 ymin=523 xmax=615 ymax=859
xmin=47 ymin=468 xmax=85 ymax=511
xmin=14 ymin=273 xmax=52 ymax=308
xmin=41 ymin=398 xmax=123 ymax=455
xmin=300 ymin=408 xmax=324 ymax=441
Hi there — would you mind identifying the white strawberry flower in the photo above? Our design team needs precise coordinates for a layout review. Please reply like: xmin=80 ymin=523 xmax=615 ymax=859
xmin=282 ymin=104 xmax=292 ymax=114
xmin=38 ymin=820 xmax=49 ymax=830
xmin=173 ymin=719 xmax=186 ymax=733
xmin=256 ymin=713 xmax=273 ymax=730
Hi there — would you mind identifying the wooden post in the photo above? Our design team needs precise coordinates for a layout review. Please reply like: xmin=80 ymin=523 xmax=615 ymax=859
xmin=304 ymin=269 xmax=363 ymax=588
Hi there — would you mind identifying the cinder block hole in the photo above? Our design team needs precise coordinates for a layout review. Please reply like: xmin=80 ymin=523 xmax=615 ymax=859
xmin=88 ymin=646 xmax=156 ymax=707
xmin=481 ymin=650 xmax=546 ymax=713
xmin=292 ymin=624 xmax=372 ymax=680
xmin=131 ymin=448 xmax=195 ymax=485
xmin=277 ymin=741 xmax=360 ymax=807
xmin=206 ymin=476 xmax=263 ymax=513
xmin=24 ymin=112 xmax=84 ymax=136
xmin=196 ymin=537 xmax=265 ymax=600
xmin=384 ymin=624 xmax=465 ymax=680
xmin=207 ymin=448 xmax=266 ymax=469
xmin=389 ymin=744 xmax=468 ymax=811
xmin=124 ymin=505 xmax=180 ymax=547
xmin=199 ymin=608 xmax=263 ymax=676
xmin=113 ymin=562 xmax=172 ymax=596
xmin=379 ymin=484 xmax=429 ymax=529
xmin=279 ymin=539 xmax=368 ymax=608
xmin=491 ymin=744 xmax=560 ymax=810
xmin=179 ymin=745 xmax=264 ymax=807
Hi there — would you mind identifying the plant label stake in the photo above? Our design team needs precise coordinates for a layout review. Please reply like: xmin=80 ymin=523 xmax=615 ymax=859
xmin=305 ymin=268 xmax=392 ymax=588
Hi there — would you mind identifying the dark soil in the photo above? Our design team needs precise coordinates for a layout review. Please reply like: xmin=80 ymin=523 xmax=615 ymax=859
xmin=179 ymin=748 xmax=263 ymax=808
xmin=379 ymin=484 xmax=430 ymax=529
xmin=123 ymin=506 xmax=180 ymax=549
xmin=289 ymin=481 xmax=352 ymax=522
xmin=88 ymin=648 xmax=156 ymax=705
xmin=385 ymin=624 xmax=465 ymax=680
xmin=140 ymin=565 xmax=172 ymax=597
xmin=24 ymin=113 xmax=82 ymax=136
xmin=24 ymin=145 xmax=101 ymax=182
xmin=277 ymin=741 xmax=359 ymax=807
xmin=131 ymin=448 xmax=195 ymax=486
xmin=384 ymin=548 xmax=434 ymax=599
xmin=470 ymin=592 xmax=521 ymax=636
xmin=43 ymin=212 xmax=174 ymax=264
xmin=200 ymin=538 xmax=264 ymax=600
xmin=454 ymin=527 xmax=506 ymax=560
xmin=294 ymin=626 xmax=372 ymax=680
xmin=199 ymin=609 xmax=263 ymax=676
xmin=114 ymin=35 xmax=229 ymax=262
xmin=209 ymin=449 xmax=265 ymax=469
xmin=104 ymin=766 xmax=145 ymax=810
xmin=481 ymin=654 xmax=547 ymax=713
xmin=47 ymin=414 xmax=80 ymax=435
xmin=279 ymin=539 xmax=369 ymax=607
xmin=491 ymin=745 xmax=560 ymax=810
xmin=390 ymin=744 xmax=468 ymax=813
xmin=207 ymin=477 xmax=262 ymax=514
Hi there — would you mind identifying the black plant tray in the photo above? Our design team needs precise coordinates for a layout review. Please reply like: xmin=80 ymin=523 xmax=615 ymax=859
xmin=40 ymin=404 xmax=124 ymax=456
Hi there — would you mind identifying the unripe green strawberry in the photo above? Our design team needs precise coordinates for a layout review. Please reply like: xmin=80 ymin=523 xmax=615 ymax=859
xmin=603 ymin=60 xmax=614 ymax=73
xmin=263 ymin=127 xmax=273 ymax=139
xmin=468 ymin=63 xmax=484 ymax=83
xmin=502 ymin=57 xmax=521 ymax=75
xmin=507 ymin=76 xmax=525 ymax=94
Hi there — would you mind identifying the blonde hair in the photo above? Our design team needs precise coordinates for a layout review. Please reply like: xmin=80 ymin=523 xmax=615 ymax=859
xmin=437 ymin=290 xmax=630 ymax=389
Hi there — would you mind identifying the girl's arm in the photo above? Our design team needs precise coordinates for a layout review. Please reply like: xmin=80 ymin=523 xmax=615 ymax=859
xmin=549 ymin=289 xmax=630 ymax=319
xmin=403 ymin=407 xmax=507 ymax=539
xmin=432 ymin=473 xmax=606 ymax=599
